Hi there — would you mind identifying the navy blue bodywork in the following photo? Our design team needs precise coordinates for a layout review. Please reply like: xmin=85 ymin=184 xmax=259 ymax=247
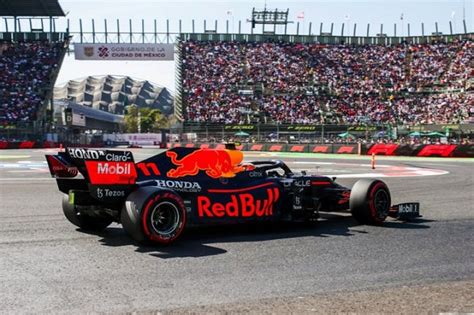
xmin=47 ymin=147 xmax=353 ymax=226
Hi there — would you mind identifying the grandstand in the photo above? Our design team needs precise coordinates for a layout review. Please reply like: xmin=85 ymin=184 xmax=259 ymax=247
xmin=178 ymin=38 xmax=473 ymax=128
xmin=0 ymin=0 xmax=68 ymax=140
xmin=0 ymin=0 xmax=473 ymax=144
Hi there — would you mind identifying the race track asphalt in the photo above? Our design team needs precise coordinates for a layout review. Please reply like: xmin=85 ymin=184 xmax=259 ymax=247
xmin=0 ymin=148 xmax=473 ymax=313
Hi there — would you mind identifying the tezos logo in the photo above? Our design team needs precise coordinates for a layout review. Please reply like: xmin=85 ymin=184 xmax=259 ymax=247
xmin=96 ymin=187 xmax=125 ymax=198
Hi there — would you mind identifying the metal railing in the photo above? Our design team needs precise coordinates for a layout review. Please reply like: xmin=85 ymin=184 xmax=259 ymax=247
xmin=1 ymin=17 xmax=472 ymax=44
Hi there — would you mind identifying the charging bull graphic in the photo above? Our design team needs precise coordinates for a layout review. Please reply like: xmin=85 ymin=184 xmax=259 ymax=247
xmin=166 ymin=149 xmax=254 ymax=178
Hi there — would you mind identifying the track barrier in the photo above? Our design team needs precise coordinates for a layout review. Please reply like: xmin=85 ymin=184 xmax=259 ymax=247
xmin=0 ymin=141 xmax=472 ymax=157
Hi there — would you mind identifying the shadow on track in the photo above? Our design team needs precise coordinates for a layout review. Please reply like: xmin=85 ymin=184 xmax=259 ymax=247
xmin=88 ymin=215 xmax=432 ymax=259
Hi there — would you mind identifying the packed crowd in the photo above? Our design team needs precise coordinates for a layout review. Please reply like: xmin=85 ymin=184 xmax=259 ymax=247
xmin=181 ymin=39 xmax=473 ymax=125
xmin=0 ymin=41 xmax=65 ymax=126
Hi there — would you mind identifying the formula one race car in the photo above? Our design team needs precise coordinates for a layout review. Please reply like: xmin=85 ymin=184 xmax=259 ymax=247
xmin=46 ymin=146 xmax=421 ymax=244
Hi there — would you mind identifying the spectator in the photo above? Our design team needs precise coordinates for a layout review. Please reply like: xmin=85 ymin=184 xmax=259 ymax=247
xmin=181 ymin=39 xmax=473 ymax=125
xmin=0 ymin=40 xmax=64 ymax=126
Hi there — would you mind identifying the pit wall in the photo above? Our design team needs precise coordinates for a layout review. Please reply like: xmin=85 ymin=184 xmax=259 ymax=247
xmin=1 ymin=140 xmax=472 ymax=157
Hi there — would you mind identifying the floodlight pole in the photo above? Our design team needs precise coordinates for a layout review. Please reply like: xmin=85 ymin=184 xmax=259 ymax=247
xmin=249 ymin=7 xmax=292 ymax=35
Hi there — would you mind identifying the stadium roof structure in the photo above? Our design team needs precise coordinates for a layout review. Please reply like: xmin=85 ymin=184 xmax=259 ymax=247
xmin=54 ymin=75 xmax=174 ymax=117
xmin=0 ymin=0 xmax=65 ymax=17
xmin=64 ymin=101 xmax=123 ymax=124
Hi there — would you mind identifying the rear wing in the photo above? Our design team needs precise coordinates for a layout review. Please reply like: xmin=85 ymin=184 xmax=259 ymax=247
xmin=46 ymin=148 xmax=137 ymax=185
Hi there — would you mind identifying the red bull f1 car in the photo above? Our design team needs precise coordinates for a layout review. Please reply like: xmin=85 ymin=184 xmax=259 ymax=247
xmin=46 ymin=146 xmax=420 ymax=245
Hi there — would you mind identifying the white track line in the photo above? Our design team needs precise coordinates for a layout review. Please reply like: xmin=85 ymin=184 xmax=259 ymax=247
xmin=0 ymin=178 xmax=52 ymax=181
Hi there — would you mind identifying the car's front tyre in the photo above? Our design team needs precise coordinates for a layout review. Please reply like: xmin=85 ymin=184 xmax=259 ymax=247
xmin=350 ymin=179 xmax=391 ymax=225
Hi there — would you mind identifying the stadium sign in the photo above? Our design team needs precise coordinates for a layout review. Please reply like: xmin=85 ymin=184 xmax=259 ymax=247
xmin=74 ymin=44 xmax=174 ymax=61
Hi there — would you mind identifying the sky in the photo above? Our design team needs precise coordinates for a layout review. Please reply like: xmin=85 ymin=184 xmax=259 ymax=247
xmin=2 ymin=0 xmax=472 ymax=91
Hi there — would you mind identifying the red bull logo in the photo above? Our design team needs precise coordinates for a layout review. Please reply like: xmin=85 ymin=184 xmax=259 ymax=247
xmin=166 ymin=148 xmax=252 ymax=178
xmin=197 ymin=187 xmax=280 ymax=218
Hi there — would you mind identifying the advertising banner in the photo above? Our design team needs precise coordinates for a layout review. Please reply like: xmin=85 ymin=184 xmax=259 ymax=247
xmin=74 ymin=43 xmax=174 ymax=61
xmin=103 ymin=133 xmax=162 ymax=145
xmin=72 ymin=112 xmax=86 ymax=127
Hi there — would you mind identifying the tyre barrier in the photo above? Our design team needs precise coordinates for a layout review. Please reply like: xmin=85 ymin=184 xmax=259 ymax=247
xmin=0 ymin=140 xmax=50 ymax=149
xmin=0 ymin=141 xmax=105 ymax=149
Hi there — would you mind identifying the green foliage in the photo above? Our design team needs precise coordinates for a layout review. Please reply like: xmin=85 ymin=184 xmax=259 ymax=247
xmin=124 ymin=105 xmax=139 ymax=133
xmin=124 ymin=105 xmax=169 ymax=133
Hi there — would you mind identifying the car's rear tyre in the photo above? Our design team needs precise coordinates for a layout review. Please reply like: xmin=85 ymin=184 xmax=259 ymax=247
xmin=350 ymin=179 xmax=391 ymax=225
xmin=121 ymin=187 xmax=186 ymax=245
xmin=62 ymin=194 xmax=112 ymax=231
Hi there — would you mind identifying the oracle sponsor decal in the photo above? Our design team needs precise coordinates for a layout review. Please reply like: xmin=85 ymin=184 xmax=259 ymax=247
xmin=294 ymin=179 xmax=311 ymax=187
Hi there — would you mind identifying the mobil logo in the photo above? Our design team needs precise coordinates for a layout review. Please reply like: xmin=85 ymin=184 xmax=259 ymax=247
xmin=197 ymin=182 xmax=280 ymax=218
xmin=97 ymin=162 xmax=131 ymax=175
xmin=85 ymin=160 xmax=137 ymax=185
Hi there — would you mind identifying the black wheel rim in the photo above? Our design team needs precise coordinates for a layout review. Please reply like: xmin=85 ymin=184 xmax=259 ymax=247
xmin=150 ymin=201 xmax=179 ymax=235
xmin=373 ymin=189 xmax=389 ymax=219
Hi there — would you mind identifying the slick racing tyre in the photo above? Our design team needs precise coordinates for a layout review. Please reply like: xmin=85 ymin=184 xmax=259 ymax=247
xmin=121 ymin=187 xmax=186 ymax=245
xmin=350 ymin=179 xmax=391 ymax=225
xmin=62 ymin=194 xmax=112 ymax=231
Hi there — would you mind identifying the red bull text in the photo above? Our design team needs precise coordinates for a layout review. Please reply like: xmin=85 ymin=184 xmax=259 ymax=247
xmin=197 ymin=187 xmax=280 ymax=218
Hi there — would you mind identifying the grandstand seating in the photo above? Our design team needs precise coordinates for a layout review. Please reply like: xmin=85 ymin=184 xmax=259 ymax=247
xmin=54 ymin=75 xmax=174 ymax=116
xmin=180 ymin=39 xmax=473 ymax=125
xmin=0 ymin=40 xmax=67 ymax=127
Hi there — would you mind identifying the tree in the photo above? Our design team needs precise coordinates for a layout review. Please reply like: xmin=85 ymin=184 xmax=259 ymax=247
xmin=124 ymin=105 xmax=169 ymax=133
xmin=124 ymin=105 xmax=139 ymax=133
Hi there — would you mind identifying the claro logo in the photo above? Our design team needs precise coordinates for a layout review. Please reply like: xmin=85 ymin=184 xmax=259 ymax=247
xmin=97 ymin=162 xmax=132 ymax=174
xmin=197 ymin=187 xmax=280 ymax=218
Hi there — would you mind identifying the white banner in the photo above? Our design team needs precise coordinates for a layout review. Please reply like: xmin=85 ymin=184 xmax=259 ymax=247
xmin=74 ymin=43 xmax=174 ymax=61
xmin=103 ymin=133 xmax=162 ymax=145
xmin=72 ymin=112 xmax=86 ymax=127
